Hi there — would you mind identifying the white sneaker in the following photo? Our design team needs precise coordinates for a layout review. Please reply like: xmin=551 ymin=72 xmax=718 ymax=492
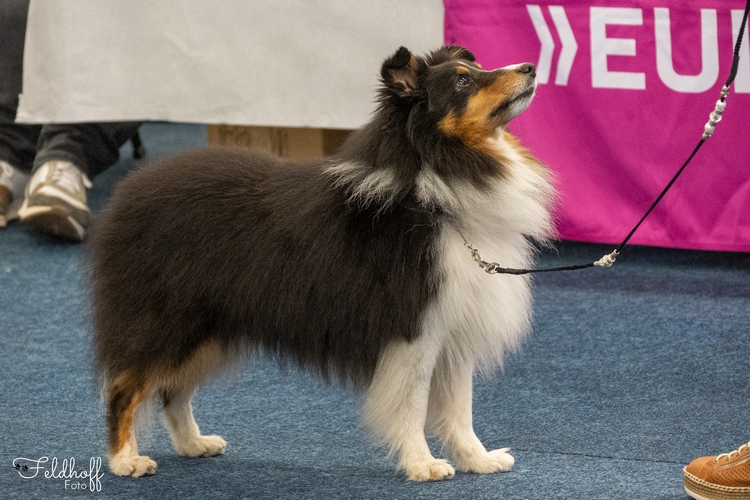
xmin=18 ymin=160 xmax=93 ymax=241
xmin=0 ymin=160 xmax=31 ymax=228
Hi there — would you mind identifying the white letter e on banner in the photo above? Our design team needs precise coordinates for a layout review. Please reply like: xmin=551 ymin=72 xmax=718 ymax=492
xmin=590 ymin=7 xmax=646 ymax=89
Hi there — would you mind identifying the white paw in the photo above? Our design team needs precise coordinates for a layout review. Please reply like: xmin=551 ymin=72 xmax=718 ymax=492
xmin=458 ymin=447 xmax=515 ymax=474
xmin=404 ymin=458 xmax=456 ymax=481
xmin=174 ymin=434 xmax=227 ymax=457
xmin=109 ymin=454 xmax=158 ymax=477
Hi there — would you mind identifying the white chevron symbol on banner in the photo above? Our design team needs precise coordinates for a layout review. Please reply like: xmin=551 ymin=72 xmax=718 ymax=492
xmin=526 ymin=5 xmax=578 ymax=85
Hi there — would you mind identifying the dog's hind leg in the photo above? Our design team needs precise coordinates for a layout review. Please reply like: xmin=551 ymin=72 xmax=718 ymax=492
xmin=106 ymin=373 xmax=157 ymax=477
xmin=162 ymin=388 xmax=227 ymax=458
xmin=363 ymin=335 xmax=455 ymax=481
xmin=427 ymin=354 xmax=514 ymax=474
xmin=161 ymin=341 xmax=227 ymax=458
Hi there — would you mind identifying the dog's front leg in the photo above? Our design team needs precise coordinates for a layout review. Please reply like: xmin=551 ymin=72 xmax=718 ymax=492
xmin=428 ymin=354 xmax=514 ymax=474
xmin=363 ymin=336 xmax=455 ymax=481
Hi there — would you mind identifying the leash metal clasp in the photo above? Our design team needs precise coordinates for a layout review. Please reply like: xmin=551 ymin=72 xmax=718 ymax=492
xmin=594 ymin=250 xmax=619 ymax=268
xmin=470 ymin=248 xmax=483 ymax=264
xmin=469 ymin=246 xmax=500 ymax=274
xmin=483 ymin=262 xmax=501 ymax=274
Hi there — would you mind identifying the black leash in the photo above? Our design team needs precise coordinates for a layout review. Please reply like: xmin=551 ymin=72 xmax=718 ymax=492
xmin=464 ymin=0 xmax=750 ymax=276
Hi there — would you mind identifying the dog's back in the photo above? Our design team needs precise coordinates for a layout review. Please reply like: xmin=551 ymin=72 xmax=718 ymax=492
xmin=91 ymin=147 xmax=439 ymax=387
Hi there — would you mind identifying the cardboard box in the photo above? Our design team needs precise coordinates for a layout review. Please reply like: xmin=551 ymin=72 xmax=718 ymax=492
xmin=207 ymin=125 xmax=351 ymax=162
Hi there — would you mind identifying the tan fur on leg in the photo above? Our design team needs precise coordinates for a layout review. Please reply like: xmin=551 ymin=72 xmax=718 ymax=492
xmin=161 ymin=341 xmax=229 ymax=458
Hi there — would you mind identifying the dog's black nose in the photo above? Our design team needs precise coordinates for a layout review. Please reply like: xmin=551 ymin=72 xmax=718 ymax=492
xmin=517 ymin=63 xmax=536 ymax=76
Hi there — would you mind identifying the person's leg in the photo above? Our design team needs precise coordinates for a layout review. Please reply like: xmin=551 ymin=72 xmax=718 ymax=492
xmin=0 ymin=0 xmax=38 ymax=226
xmin=19 ymin=122 xmax=140 ymax=241
xmin=0 ymin=123 xmax=39 ymax=173
xmin=33 ymin=122 xmax=141 ymax=179
xmin=0 ymin=122 xmax=38 ymax=227
xmin=0 ymin=0 xmax=29 ymax=125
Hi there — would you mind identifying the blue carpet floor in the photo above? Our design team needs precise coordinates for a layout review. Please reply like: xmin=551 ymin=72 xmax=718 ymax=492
xmin=2 ymin=123 xmax=748 ymax=499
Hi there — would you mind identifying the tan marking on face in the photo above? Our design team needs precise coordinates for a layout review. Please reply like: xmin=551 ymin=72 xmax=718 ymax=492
xmin=439 ymin=70 xmax=530 ymax=152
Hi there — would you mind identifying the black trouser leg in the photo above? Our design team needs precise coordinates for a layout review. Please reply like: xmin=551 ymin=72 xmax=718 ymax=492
xmin=33 ymin=122 xmax=142 ymax=179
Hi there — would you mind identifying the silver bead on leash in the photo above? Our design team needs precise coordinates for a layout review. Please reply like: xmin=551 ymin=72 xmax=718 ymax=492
xmin=702 ymin=86 xmax=729 ymax=140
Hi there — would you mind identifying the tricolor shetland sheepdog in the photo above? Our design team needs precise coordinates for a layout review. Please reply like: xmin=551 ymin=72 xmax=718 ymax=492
xmin=90 ymin=45 xmax=554 ymax=481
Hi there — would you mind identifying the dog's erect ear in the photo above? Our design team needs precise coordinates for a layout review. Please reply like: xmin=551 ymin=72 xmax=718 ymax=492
xmin=426 ymin=45 xmax=477 ymax=66
xmin=446 ymin=45 xmax=476 ymax=62
xmin=381 ymin=47 xmax=425 ymax=97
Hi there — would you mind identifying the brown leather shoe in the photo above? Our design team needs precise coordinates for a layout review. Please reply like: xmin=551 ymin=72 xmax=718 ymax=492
xmin=684 ymin=441 xmax=750 ymax=500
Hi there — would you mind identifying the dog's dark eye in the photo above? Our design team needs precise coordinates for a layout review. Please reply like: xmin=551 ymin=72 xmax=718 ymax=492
xmin=456 ymin=75 xmax=471 ymax=89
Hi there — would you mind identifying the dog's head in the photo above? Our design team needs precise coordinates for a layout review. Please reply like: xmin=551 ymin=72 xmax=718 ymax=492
xmin=380 ymin=45 xmax=536 ymax=149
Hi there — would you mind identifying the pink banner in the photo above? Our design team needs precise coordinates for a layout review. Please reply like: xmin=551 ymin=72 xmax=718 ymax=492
xmin=445 ymin=0 xmax=750 ymax=251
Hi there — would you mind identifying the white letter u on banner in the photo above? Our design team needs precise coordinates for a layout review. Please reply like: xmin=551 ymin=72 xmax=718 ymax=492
xmin=655 ymin=8 xmax=719 ymax=93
